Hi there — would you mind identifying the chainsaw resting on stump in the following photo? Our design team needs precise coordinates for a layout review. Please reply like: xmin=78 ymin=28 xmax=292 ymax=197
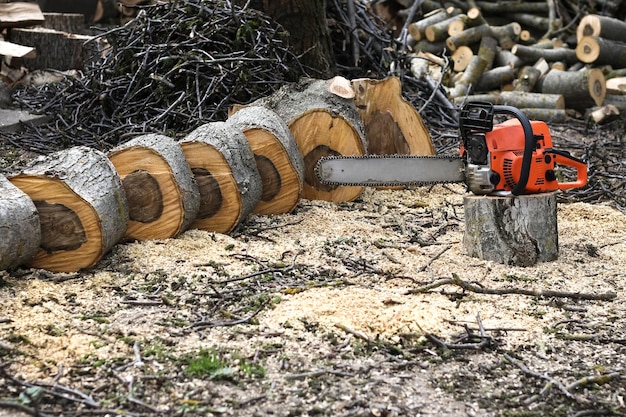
xmin=315 ymin=102 xmax=588 ymax=195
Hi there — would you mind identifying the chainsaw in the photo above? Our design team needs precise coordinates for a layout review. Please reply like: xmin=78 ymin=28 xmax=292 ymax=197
xmin=315 ymin=102 xmax=588 ymax=196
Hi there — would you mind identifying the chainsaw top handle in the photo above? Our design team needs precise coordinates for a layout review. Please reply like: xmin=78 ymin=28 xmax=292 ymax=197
xmin=459 ymin=103 xmax=535 ymax=196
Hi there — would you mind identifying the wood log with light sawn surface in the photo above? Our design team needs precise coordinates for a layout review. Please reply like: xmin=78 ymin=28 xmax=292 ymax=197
xmin=0 ymin=2 xmax=44 ymax=28
xmin=576 ymin=14 xmax=626 ymax=43
xmin=179 ymin=122 xmax=262 ymax=233
xmin=108 ymin=134 xmax=200 ymax=241
xmin=227 ymin=106 xmax=304 ymax=214
xmin=537 ymin=68 xmax=606 ymax=110
xmin=497 ymin=91 xmax=565 ymax=109
xmin=351 ymin=77 xmax=434 ymax=157
xmin=9 ymin=146 xmax=128 ymax=273
xmin=244 ymin=77 xmax=366 ymax=203
xmin=0 ymin=175 xmax=41 ymax=271
xmin=463 ymin=193 xmax=558 ymax=267
xmin=575 ymin=36 xmax=626 ymax=68
xmin=511 ymin=44 xmax=579 ymax=66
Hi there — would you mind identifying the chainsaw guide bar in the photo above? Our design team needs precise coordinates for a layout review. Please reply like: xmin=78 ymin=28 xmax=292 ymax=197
xmin=315 ymin=154 xmax=466 ymax=187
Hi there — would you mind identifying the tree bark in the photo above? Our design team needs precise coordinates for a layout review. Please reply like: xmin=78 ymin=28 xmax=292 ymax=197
xmin=537 ymin=68 xmax=606 ymax=110
xmin=180 ymin=122 xmax=262 ymax=234
xmin=463 ymin=193 xmax=559 ymax=267
xmin=233 ymin=0 xmax=335 ymax=78
xmin=108 ymin=134 xmax=200 ymax=241
xmin=0 ymin=176 xmax=41 ymax=271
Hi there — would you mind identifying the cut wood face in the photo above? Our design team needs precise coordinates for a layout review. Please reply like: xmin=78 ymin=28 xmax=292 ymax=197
xmin=8 ymin=176 xmax=103 ymax=272
xmin=180 ymin=141 xmax=242 ymax=234
xmin=290 ymin=111 xmax=364 ymax=202
xmin=365 ymin=110 xmax=410 ymax=155
xmin=191 ymin=167 xmax=223 ymax=219
xmin=34 ymin=201 xmax=86 ymax=252
xmin=122 ymin=170 xmax=163 ymax=223
xmin=244 ymin=128 xmax=301 ymax=215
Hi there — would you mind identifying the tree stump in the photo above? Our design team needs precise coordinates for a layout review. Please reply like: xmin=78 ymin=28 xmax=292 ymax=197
xmin=0 ymin=176 xmax=41 ymax=271
xmin=179 ymin=122 xmax=262 ymax=233
xmin=9 ymin=146 xmax=128 ymax=272
xmin=463 ymin=193 xmax=558 ymax=267
xmin=226 ymin=106 xmax=304 ymax=214
xmin=108 ymin=134 xmax=200 ymax=241
xmin=246 ymin=77 xmax=366 ymax=202
xmin=351 ymin=77 xmax=434 ymax=156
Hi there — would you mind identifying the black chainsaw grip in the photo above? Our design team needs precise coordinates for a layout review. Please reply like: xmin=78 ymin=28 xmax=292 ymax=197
xmin=492 ymin=105 xmax=535 ymax=196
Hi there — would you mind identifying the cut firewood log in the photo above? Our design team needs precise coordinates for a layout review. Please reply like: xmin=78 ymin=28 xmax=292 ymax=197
xmin=449 ymin=55 xmax=488 ymax=98
xmin=351 ymin=77 xmax=434 ymax=157
xmin=179 ymin=122 xmax=262 ymax=233
xmin=42 ymin=12 xmax=86 ymax=34
xmin=445 ymin=23 xmax=493 ymax=51
xmin=511 ymin=44 xmax=578 ymax=65
xmin=0 ymin=2 xmax=44 ymax=28
xmin=474 ymin=66 xmax=516 ymax=92
xmin=227 ymin=106 xmax=304 ymax=214
xmin=454 ymin=93 xmax=499 ymax=106
xmin=512 ymin=65 xmax=541 ymax=92
xmin=494 ymin=49 xmax=524 ymax=69
xmin=575 ymin=36 xmax=626 ymax=67
xmin=586 ymin=105 xmax=620 ymax=125
xmin=425 ymin=14 xmax=468 ymax=42
xmin=0 ymin=40 xmax=36 ymax=60
xmin=606 ymin=77 xmax=626 ymax=95
xmin=476 ymin=1 xmax=549 ymax=14
xmin=9 ymin=146 xmax=128 ymax=272
xmin=0 ymin=175 xmax=41 ymax=271
xmin=244 ymin=77 xmax=366 ymax=203
xmin=476 ymin=36 xmax=498 ymax=71
xmin=576 ymin=14 xmax=626 ymax=43
xmin=507 ymin=13 xmax=550 ymax=32
xmin=108 ymin=134 xmax=200 ymax=241
xmin=408 ymin=7 xmax=461 ymax=42
xmin=490 ymin=22 xmax=522 ymax=50
xmin=519 ymin=108 xmax=571 ymax=123
xmin=498 ymin=91 xmax=565 ymax=109
xmin=537 ymin=68 xmax=606 ymax=110
xmin=464 ymin=193 xmax=558 ymax=266
xmin=451 ymin=45 xmax=474 ymax=72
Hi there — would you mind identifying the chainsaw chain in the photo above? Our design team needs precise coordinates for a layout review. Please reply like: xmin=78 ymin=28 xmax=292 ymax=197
xmin=315 ymin=154 xmax=465 ymax=187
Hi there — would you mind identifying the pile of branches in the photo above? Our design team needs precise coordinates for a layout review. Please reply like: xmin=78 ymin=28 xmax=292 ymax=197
xmin=5 ymin=0 xmax=302 ymax=153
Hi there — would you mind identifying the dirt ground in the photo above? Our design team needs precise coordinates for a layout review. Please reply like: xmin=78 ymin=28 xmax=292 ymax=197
xmin=1 ymin=165 xmax=625 ymax=417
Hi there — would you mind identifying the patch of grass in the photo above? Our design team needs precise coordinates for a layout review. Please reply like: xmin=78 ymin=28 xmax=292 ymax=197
xmin=184 ymin=349 xmax=234 ymax=380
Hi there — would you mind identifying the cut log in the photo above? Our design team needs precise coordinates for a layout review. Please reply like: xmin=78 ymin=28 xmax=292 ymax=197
xmin=606 ymin=77 xmax=626 ymax=95
xmin=245 ymin=77 xmax=366 ymax=203
xmin=474 ymin=65 xmax=516 ymax=92
xmin=0 ymin=176 xmax=41 ymax=271
xmin=575 ymin=36 xmax=626 ymax=67
xmin=0 ymin=2 xmax=44 ymax=28
xmin=425 ymin=14 xmax=468 ymax=42
xmin=408 ymin=7 xmax=461 ymax=42
xmin=351 ymin=77 xmax=434 ymax=156
xmin=451 ymin=45 xmax=473 ymax=72
xmin=449 ymin=55 xmax=488 ymax=98
xmin=498 ymin=91 xmax=565 ymax=109
xmin=463 ymin=193 xmax=558 ymax=266
xmin=108 ymin=134 xmax=200 ymax=241
xmin=0 ymin=40 xmax=36 ymax=60
xmin=511 ymin=44 xmax=578 ymax=65
xmin=586 ymin=105 xmax=620 ymax=125
xmin=519 ymin=108 xmax=570 ymax=123
xmin=179 ymin=122 xmax=262 ymax=234
xmin=576 ymin=14 xmax=626 ymax=43
xmin=445 ymin=23 xmax=493 ymax=51
xmin=10 ymin=27 xmax=101 ymax=70
xmin=226 ymin=106 xmax=304 ymax=214
xmin=9 ymin=146 xmax=128 ymax=272
xmin=512 ymin=65 xmax=541 ymax=92
xmin=537 ymin=68 xmax=606 ymax=110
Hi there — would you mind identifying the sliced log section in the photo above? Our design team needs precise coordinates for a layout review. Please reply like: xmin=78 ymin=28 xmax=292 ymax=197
xmin=108 ymin=134 xmax=200 ymax=241
xmin=575 ymin=36 xmax=626 ymax=67
xmin=227 ymin=106 xmax=304 ymax=214
xmin=576 ymin=14 xmax=626 ymax=43
xmin=351 ymin=77 xmax=434 ymax=156
xmin=0 ymin=176 xmax=41 ymax=271
xmin=9 ymin=146 xmax=128 ymax=272
xmin=246 ymin=77 xmax=366 ymax=203
xmin=179 ymin=122 xmax=262 ymax=233
xmin=537 ymin=68 xmax=606 ymax=110
xmin=464 ymin=193 xmax=558 ymax=267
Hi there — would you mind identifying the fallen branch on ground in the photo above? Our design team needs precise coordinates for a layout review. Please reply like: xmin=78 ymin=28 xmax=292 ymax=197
xmin=406 ymin=274 xmax=617 ymax=301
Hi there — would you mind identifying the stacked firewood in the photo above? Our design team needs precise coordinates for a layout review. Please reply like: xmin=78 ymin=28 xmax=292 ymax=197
xmin=370 ymin=0 xmax=626 ymax=124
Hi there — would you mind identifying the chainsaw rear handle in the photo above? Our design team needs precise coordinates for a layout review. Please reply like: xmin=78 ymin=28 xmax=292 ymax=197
xmin=460 ymin=103 xmax=535 ymax=195
xmin=546 ymin=149 xmax=589 ymax=190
